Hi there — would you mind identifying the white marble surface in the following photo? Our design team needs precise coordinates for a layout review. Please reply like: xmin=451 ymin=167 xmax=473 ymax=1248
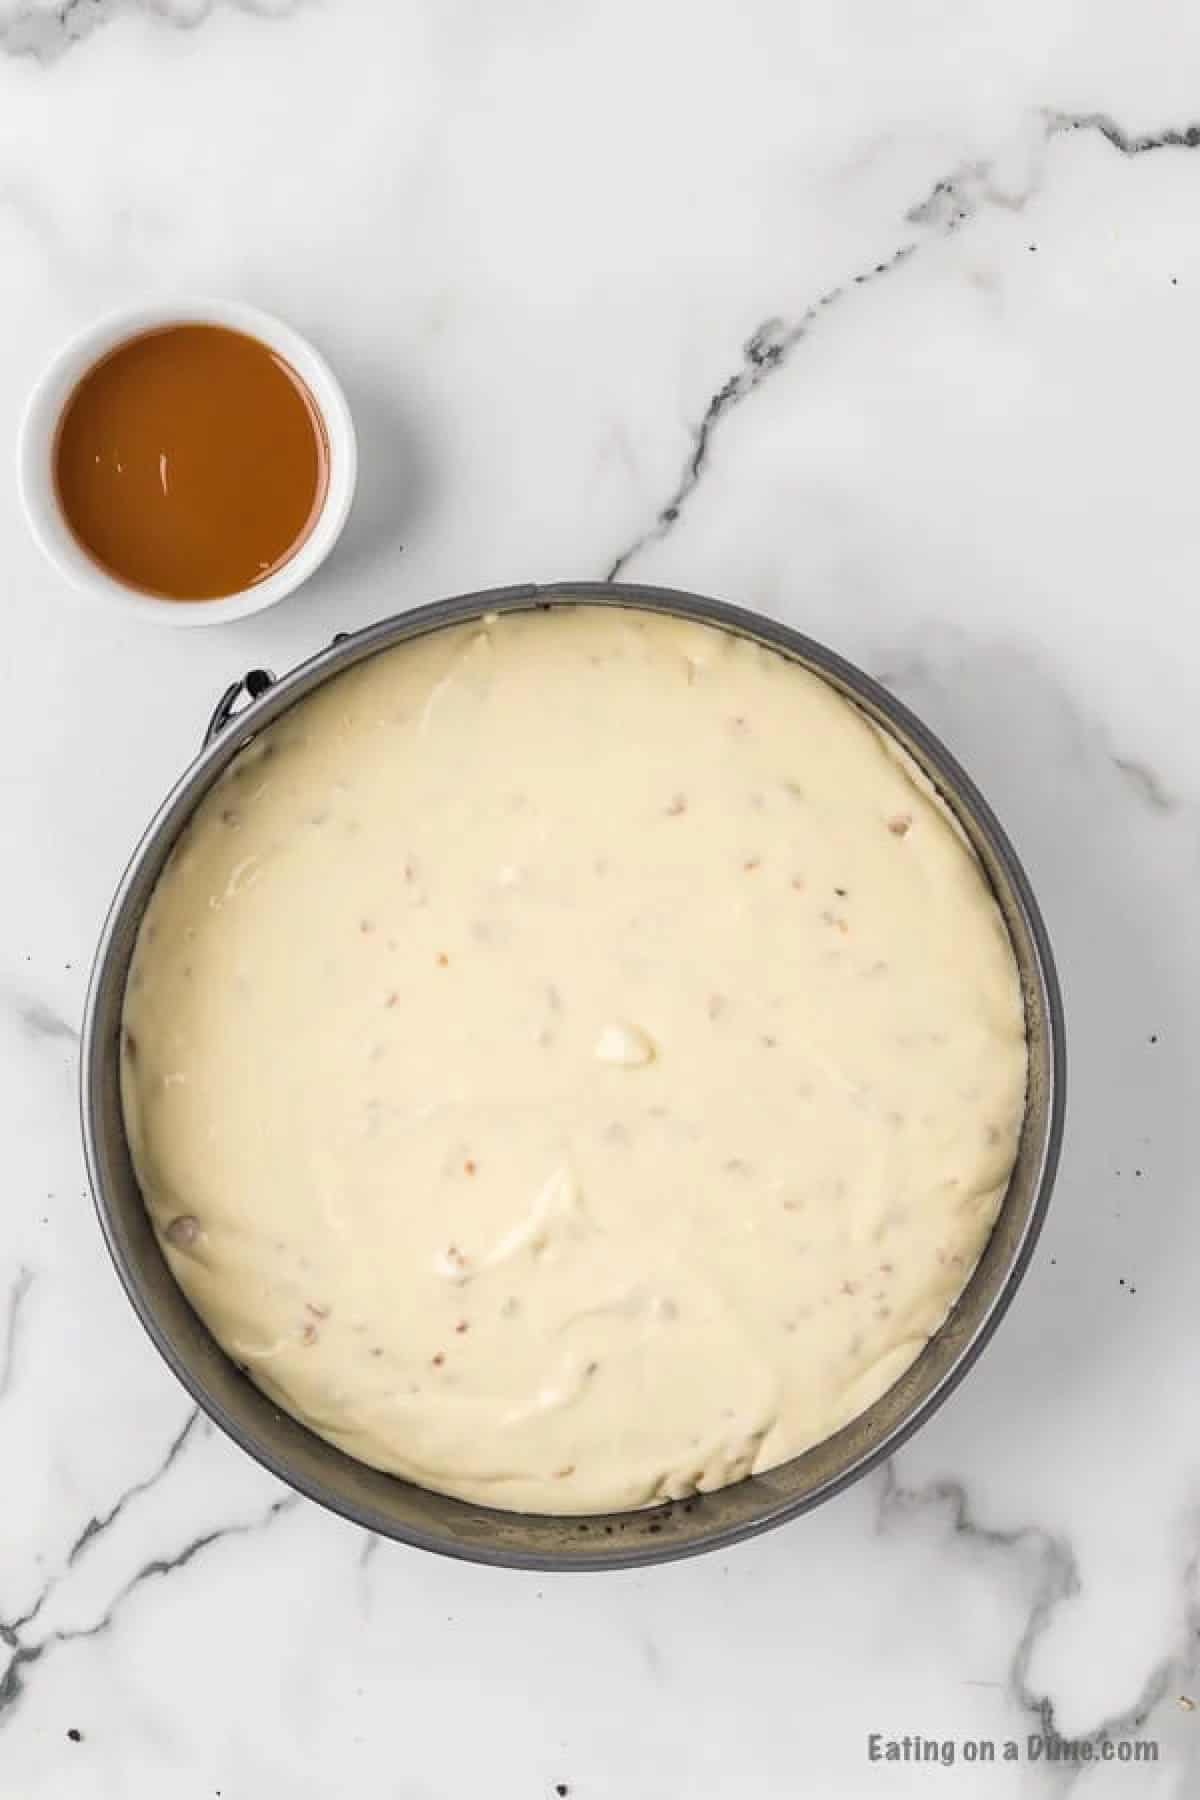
xmin=3 ymin=0 xmax=1200 ymax=1792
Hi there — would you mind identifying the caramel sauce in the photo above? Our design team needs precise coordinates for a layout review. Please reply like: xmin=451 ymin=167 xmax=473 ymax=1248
xmin=54 ymin=324 xmax=329 ymax=601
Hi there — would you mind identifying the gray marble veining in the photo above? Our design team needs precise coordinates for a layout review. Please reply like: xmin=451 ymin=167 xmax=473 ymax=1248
xmin=607 ymin=108 xmax=1200 ymax=586
xmin=0 ymin=0 xmax=300 ymax=64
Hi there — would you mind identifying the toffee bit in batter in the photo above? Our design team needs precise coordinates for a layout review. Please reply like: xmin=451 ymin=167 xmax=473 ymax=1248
xmin=888 ymin=814 xmax=913 ymax=836
xmin=464 ymin=1159 xmax=477 ymax=1176
xmin=436 ymin=951 xmax=450 ymax=967
xmin=431 ymin=1352 xmax=445 ymax=1367
xmin=436 ymin=1244 xmax=471 ymax=1282
xmin=301 ymin=1322 xmax=319 ymax=1346
xmin=665 ymin=793 xmax=688 ymax=816
xmin=164 ymin=1213 xmax=201 ymax=1250
xmin=743 ymin=857 xmax=761 ymax=873
xmin=707 ymin=994 xmax=727 ymax=1021
xmin=595 ymin=1021 xmax=656 ymax=1067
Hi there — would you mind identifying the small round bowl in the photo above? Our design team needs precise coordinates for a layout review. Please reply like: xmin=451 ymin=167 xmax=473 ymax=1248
xmin=16 ymin=297 xmax=357 ymax=627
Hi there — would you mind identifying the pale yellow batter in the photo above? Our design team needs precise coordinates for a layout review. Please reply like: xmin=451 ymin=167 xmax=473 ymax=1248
xmin=121 ymin=605 xmax=1026 ymax=1514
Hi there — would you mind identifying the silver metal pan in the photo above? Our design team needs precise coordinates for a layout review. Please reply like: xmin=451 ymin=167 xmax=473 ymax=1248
xmin=81 ymin=582 xmax=1065 ymax=1569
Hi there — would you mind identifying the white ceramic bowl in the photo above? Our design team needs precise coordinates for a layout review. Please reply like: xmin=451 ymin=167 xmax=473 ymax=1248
xmin=16 ymin=297 xmax=358 ymax=627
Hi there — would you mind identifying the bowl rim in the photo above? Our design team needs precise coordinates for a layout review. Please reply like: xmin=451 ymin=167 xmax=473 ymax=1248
xmin=80 ymin=580 xmax=1066 ymax=1568
xmin=16 ymin=296 xmax=358 ymax=626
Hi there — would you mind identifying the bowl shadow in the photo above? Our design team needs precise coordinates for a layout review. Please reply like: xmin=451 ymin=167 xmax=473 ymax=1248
xmin=325 ymin=364 xmax=436 ymax=586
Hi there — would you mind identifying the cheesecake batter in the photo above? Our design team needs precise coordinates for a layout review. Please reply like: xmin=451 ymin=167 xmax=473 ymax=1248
xmin=121 ymin=605 xmax=1027 ymax=1514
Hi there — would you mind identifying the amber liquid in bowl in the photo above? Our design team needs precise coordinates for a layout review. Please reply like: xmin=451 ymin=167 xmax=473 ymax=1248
xmin=53 ymin=323 xmax=329 ymax=602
